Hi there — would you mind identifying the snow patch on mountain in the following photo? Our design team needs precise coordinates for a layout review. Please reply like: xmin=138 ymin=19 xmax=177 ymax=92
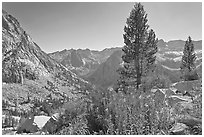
xmin=161 ymin=65 xmax=180 ymax=71
xmin=165 ymin=51 xmax=183 ymax=56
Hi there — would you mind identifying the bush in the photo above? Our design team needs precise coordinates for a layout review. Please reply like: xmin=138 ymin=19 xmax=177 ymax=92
xmin=181 ymin=68 xmax=199 ymax=81
xmin=57 ymin=114 xmax=90 ymax=135
xmin=55 ymin=97 xmax=91 ymax=134
xmin=55 ymin=78 xmax=202 ymax=135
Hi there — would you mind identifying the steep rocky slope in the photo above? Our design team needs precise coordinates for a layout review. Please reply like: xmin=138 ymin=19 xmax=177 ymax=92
xmin=2 ymin=9 xmax=58 ymax=83
xmin=2 ymin=10 xmax=92 ymax=116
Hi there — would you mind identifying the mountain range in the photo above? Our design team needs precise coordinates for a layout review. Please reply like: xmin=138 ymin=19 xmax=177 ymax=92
xmin=2 ymin=9 xmax=202 ymax=101
xmin=49 ymin=39 xmax=202 ymax=89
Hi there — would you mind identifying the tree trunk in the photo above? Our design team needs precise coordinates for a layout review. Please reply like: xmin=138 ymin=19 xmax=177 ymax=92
xmin=135 ymin=44 xmax=141 ymax=89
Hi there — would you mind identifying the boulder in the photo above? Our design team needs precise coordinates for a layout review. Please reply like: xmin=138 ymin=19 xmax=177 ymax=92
xmin=170 ymin=123 xmax=188 ymax=135
xmin=162 ymin=88 xmax=176 ymax=97
xmin=165 ymin=95 xmax=189 ymax=108
xmin=17 ymin=116 xmax=39 ymax=133
xmin=33 ymin=115 xmax=51 ymax=129
xmin=177 ymin=115 xmax=202 ymax=127
xmin=42 ymin=113 xmax=60 ymax=134
xmin=171 ymin=80 xmax=201 ymax=94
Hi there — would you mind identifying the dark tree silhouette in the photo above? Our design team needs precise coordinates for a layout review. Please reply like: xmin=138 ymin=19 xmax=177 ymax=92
xmin=180 ymin=36 xmax=198 ymax=81
xmin=118 ymin=3 xmax=158 ymax=91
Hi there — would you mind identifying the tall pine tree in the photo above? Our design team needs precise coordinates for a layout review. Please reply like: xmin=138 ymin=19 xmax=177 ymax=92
xmin=180 ymin=36 xmax=198 ymax=81
xmin=117 ymin=3 xmax=158 ymax=91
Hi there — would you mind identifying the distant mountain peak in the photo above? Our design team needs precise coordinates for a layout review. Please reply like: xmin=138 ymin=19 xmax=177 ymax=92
xmin=158 ymin=39 xmax=165 ymax=43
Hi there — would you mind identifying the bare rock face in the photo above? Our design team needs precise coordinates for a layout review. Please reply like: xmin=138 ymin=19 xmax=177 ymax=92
xmin=2 ymin=10 xmax=93 ymax=118
xmin=171 ymin=80 xmax=201 ymax=94
xmin=2 ymin=10 xmax=58 ymax=83
xmin=2 ymin=10 xmax=88 ymax=85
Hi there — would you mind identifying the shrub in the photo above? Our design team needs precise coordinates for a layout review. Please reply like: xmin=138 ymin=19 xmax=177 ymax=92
xmin=56 ymin=114 xmax=90 ymax=135
xmin=104 ymin=89 xmax=172 ymax=135
xmin=181 ymin=68 xmax=199 ymax=81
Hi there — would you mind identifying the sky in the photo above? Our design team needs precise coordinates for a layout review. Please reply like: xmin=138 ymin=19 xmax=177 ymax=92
xmin=2 ymin=2 xmax=202 ymax=53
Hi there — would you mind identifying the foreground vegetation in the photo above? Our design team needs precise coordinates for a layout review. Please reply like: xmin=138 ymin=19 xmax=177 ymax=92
xmin=51 ymin=81 xmax=201 ymax=135
xmin=2 ymin=79 xmax=202 ymax=135
xmin=2 ymin=2 xmax=202 ymax=135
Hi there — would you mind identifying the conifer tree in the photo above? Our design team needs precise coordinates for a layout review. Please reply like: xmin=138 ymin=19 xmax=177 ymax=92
xmin=144 ymin=29 xmax=158 ymax=74
xmin=180 ymin=36 xmax=198 ymax=81
xmin=118 ymin=3 xmax=158 ymax=91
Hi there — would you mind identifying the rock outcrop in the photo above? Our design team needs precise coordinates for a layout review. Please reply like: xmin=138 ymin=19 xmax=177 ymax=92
xmin=2 ymin=9 xmax=57 ymax=83
xmin=2 ymin=10 xmax=92 ymax=118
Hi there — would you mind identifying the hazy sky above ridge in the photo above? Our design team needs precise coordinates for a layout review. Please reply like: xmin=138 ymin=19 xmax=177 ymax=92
xmin=3 ymin=2 xmax=202 ymax=53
